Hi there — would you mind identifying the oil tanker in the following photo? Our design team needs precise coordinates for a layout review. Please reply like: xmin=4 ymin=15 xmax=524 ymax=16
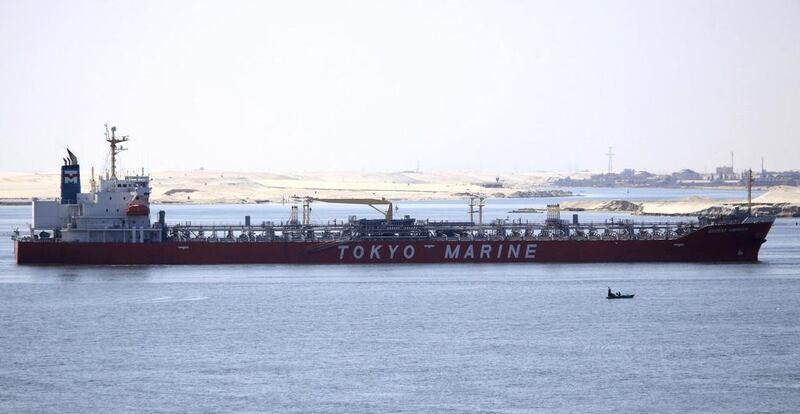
xmin=13 ymin=126 xmax=774 ymax=265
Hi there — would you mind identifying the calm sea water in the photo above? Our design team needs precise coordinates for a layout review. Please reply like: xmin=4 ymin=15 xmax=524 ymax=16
xmin=1 ymin=189 xmax=799 ymax=413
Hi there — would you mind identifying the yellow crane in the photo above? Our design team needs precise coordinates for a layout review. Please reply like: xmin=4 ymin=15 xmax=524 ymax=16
xmin=293 ymin=197 xmax=394 ymax=225
xmin=312 ymin=198 xmax=394 ymax=223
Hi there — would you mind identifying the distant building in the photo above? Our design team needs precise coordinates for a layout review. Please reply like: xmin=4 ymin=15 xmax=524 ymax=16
xmin=673 ymin=169 xmax=702 ymax=181
xmin=715 ymin=166 xmax=736 ymax=181
xmin=552 ymin=166 xmax=797 ymax=188
xmin=478 ymin=176 xmax=504 ymax=188
xmin=755 ymin=170 xmax=800 ymax=186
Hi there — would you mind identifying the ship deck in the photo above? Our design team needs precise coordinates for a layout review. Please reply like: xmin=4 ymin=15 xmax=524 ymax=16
xmin=157 ymin=218 xmax=704 ymax=243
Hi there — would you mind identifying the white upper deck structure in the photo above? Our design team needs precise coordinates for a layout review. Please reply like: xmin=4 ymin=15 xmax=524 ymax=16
xmin=30 ymin=125 xmax=161 ymax=243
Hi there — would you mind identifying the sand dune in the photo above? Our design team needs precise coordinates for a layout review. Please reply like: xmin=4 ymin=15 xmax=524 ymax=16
xmin=561 ymin=187 xmax=800 ymax=217
xmin=3 ymin=169 xmax=798 ymax=216
xmin=0 ymin=169 xmax=560 ymax=204
xmin=754 ymin=186 xmax=800 ymax=204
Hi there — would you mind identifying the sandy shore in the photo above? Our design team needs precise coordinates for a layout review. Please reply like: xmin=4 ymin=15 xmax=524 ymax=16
xmin=0 ymin=170 xmax=567 ymax=204
xmin=3 ymin=170 xmax=798 ymax=216
xmin=559 ymin=186 xmax=800 ymax=217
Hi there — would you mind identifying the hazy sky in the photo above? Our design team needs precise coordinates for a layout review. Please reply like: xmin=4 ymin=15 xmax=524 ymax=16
xmin=1 ymin=0 xmax=798 ymax=173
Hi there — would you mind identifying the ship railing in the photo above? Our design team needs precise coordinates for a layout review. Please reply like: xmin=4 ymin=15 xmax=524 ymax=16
xmin=160 ymin=220 xmax=702 ymax=242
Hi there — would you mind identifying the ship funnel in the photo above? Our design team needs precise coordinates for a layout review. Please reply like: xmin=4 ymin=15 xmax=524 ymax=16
xmin=67 ymin=149 xmax=78 ymax=165
xmin=60 ymin=149 xmax=81 ymax=204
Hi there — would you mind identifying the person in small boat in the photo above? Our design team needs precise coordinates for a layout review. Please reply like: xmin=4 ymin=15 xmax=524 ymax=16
xmin=608 ymin=287 xmax=612 ymax=297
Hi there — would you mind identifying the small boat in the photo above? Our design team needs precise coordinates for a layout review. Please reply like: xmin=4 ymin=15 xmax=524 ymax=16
xmin=607 ymin=294 xmax=635 ymax=299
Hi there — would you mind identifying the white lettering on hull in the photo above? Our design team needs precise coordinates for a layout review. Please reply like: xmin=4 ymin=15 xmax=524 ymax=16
xmin=388 ymin=245 xmax=399 ymax=259
xmin=337 ymin=244 xmax=414 ymax=261
xmin=480 ymin=244 xmax=491 ymax=258
xmin=525 ymin=244 xmax=537 ymax=258
xmin=708 ymin=227 xmax=748 ymax=234
xmin=335 ymin=243 xmax=537 ymax=261
xmin=370 ymin=245 xmax=381 ymax=259
xmin=442 ymin=243 xmax=536 ymax=261
xmin=445 ymin=245 xmax=460 ymax=259
xmin=464 ymin=245 xmax=474 ymax=259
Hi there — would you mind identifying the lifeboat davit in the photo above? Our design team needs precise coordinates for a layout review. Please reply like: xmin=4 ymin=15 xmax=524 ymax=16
xmin=126 ymin=203 xmax=150 ymax=216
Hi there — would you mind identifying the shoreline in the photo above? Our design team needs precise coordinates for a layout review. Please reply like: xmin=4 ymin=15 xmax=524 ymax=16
xmin=0 ymin=189 xmax=576 ymax=206
xmin=0 ymin=199 xmax=32 ymax=206
xmin=0 ymin=170 xmax=570 ymax=204
xmin=2 ymin=167 xmax=798 ymax=216
xmin=558 ymin=195 xmax=800 ymax=218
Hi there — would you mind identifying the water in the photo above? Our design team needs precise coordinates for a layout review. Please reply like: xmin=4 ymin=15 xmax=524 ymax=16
xmin=1 ymin=190 xmax=799 ymax=413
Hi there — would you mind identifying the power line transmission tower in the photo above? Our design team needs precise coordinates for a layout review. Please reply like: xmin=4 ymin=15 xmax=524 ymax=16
xmin=606 ymin=146 xmax=615 ymax=175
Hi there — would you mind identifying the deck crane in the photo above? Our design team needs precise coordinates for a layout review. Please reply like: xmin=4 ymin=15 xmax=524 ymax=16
xmin=293 ymin=197 xmax=394 ymax=225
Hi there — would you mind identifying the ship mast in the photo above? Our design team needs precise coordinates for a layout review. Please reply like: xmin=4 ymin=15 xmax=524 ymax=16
xmin=747 ymin=168 xmax=753 ymax=216
xmin=104 ymin=124 xmax=129 ymax=179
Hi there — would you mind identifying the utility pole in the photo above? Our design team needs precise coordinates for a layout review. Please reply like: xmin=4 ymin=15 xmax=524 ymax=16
xmin=606 ymin=146 xmax=615 ymax=175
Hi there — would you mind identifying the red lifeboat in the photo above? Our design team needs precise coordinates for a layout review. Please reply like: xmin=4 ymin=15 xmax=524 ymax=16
xmin=126 ymin=203 xmax=150 ymax=216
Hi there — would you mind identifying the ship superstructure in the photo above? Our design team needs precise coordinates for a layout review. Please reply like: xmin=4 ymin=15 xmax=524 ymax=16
xmin=27 ymin=125 xmax=158 ymax=244
xmin=13 ymin=126 xmax=775 ymax=265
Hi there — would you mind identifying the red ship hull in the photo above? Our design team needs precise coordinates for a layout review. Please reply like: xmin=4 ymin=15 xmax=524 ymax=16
xmin=15 ymin=221 xmax=773 ymax=265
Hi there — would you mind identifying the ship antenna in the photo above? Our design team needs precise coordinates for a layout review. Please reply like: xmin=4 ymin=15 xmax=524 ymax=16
xmin=105 ymin=124 xmax=129 ymax=179
xmin=747 ymin=169 xmax=753 ymax=216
